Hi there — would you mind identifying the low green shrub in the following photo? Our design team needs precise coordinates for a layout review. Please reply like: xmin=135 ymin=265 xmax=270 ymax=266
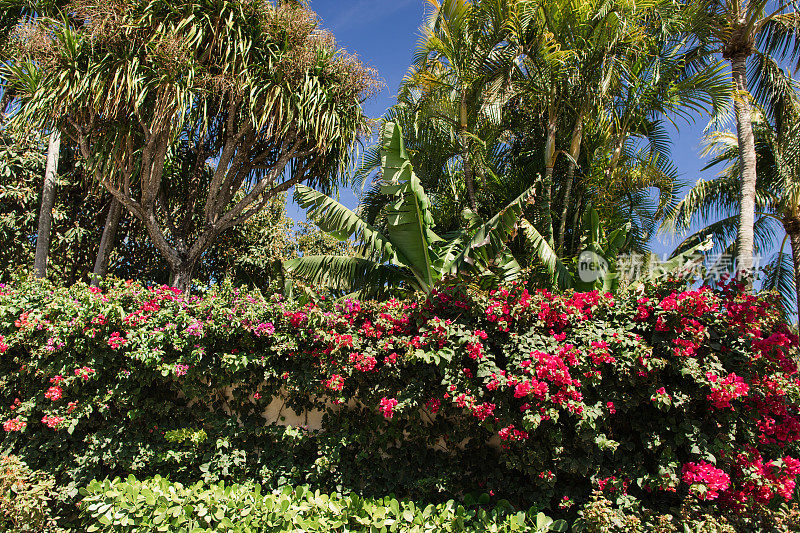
xmin=80 ymin=476 xmax=567 ymax=532
xmin=1 ymin=275 xmax=799 ymax=530
xmin=0 ymin=454 xmax=65 ymax=532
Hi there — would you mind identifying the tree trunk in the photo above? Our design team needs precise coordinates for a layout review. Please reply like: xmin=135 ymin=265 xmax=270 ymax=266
xmin=461 ymin=93 xmax=477 ymax=212
xmin=168 ymin=230 xmax=217 ymax=295
xmin=171 ymin=260 xmax=198 ymax=295
xmin=33 ymin=130 xmax=61 ymax=278
xmin=557 ymin=165 xmax=575 ymax=256
xmin=571 ymin=192 xmax=584 ymax=255
xmin=785 ymin=218 xmax=800 ymax=316
xmin=557 ymin=113 xmax=584 ymax=256
xmin=731 ymin=54 xmax=757 ymax=282
xmin=543 ymin=167 xmax=555 ymax=247
xmin=542 ymin=114 xmax=558 ymax=248
xmin=462 ymin=133 xmax=477 ymax=212
xmin=90 ymin=198 xmax=123 ymax=287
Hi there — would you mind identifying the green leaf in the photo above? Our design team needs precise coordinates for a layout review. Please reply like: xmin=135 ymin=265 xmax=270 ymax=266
xmin=380 ymin=122 xmax=442 ymax=292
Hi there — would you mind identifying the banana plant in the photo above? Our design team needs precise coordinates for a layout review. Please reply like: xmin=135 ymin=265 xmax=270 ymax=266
xmin=285 ymin=121 xmax=536 ymax=297
xmin=572 ymin=207 xmax=631 ymax=292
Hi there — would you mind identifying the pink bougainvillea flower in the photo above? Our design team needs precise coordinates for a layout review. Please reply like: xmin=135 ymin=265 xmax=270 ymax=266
xmin=682 ymin=461 xmax=730 ymax=501
xmin=74 ymin=366 xmax=96 ymax=381
xmin=378 ymin=397 xmax=398 ymax=419
xmin=323 ymin=374 xmax=345 ymax=391
xmin=41 ymin=415 xmax=65 ymax=429
xmin=44 ymin=386 xmax=63 ymax=402
xmin=175 ymin=363 xmax=189 ymax=377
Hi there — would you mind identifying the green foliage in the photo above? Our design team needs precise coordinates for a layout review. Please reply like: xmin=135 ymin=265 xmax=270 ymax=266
xmin=80 ymin=476 xmax=567 ymax=533
xmin=0 ymin=127 xmax=336 ymax=288
xmin=0 ymin=127 xmax=112 ymax=285
xmin=0 ymin=455 xmax=65 ymax=532
xmin=574 ymin=491 xmax=737 ymax=533
xmin=3 ymin=0 xmax=378 ymax=288
xmin=0 ymin=128 xmax=43 ymax=279
xmin=521 ymin=205 xmax=708 ymax=293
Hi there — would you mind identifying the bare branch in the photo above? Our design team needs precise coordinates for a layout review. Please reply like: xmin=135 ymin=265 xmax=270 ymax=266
xmin=215 ymin=140 xmax=303 ymax=230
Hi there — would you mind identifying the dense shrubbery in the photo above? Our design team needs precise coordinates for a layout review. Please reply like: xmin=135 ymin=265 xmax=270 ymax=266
xmin=1 ymin=276 xmax=799 ymax=530
xmin=0 ymin=455 xmax=65 ymax=532
xmin=81 ymin=476 xmax=567 ymax=532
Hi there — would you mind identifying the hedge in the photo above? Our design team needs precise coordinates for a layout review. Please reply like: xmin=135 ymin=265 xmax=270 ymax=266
xmin=80 ymin=476 xmax=567 ymax=533
xmin=1 ymin=276 xmax=799 ymax=530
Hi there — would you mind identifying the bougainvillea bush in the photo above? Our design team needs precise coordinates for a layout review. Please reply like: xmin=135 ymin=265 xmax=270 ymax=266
xmin=0 ymin=276 xmax=799 ymax=529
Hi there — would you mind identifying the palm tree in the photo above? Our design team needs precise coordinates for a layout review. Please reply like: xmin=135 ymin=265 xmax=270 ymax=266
xmin=687 ymin=0 xmax=800 ymax=279
xmin=582 ymin=33 xmax=728 ymax=254
xmin=360 ymin=0 xmax=725 ymax=288
xmin=406 ymin=0 xmax=520 ymax=212
xmin=501 ymin=0 xmax=726 ymax=261
xmin=286 ymin=122 xmax=536 ymax=297
xmin=32 ymin=129 xmax=59 ymax=278
xmin=667 ymin=64 xmax=800 ymax=313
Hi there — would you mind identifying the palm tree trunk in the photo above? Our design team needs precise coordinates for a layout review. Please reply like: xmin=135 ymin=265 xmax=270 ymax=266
xmin=460 ymin=95 xmax=477 ymax=212
xmin=90 ymin=198 xmax=123 ymax=287
xmin=557 ymin=113 xmax=584 ymax=256
xmin=571 ymin=191 xmax=584 ymax=255
xmin=557 ymin=165 xmax=575 ymax=256
xmin=731 ymin=55 xmax=757 ymax=282
xmin=33 ymin=130 xmax=61 ymax=278
xmin=543 ymin=113 xmax=557 ymax=247
xmin=785 ymin=218 xmax=800 ymax=316
xmin=543 ymin=167 xmax=555 ymax=247
xmin=462 ymin=133 xmax=477 ymax=212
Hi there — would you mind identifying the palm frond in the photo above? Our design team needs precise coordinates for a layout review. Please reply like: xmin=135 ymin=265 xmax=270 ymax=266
xmin=762 ymin=239 xmax=796 ymax=315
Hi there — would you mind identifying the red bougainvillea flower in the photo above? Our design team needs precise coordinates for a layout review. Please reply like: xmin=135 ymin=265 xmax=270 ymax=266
xmin=706 ymin=372 xmax=749 ymax=410
xmin=472 ymin=402 xmax=496 ymax=421
xmin=107 ymin=332 xmax=127 ymax=350
xmin=425 ymin=398 xmax=441 ymax=414
xmin=651 ymin=387 xmax=670 ymax=402
xmin=3 ymin=417 xmax=25 ymax=432
xmin=14 ymin=311 xmax=30 ymax=329
xmin=499 ymin=424 xmax=528 ymax=442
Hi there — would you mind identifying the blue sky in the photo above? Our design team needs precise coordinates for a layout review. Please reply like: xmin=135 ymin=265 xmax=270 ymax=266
xmin=302 ymin=0 xmax=723 ymax=256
